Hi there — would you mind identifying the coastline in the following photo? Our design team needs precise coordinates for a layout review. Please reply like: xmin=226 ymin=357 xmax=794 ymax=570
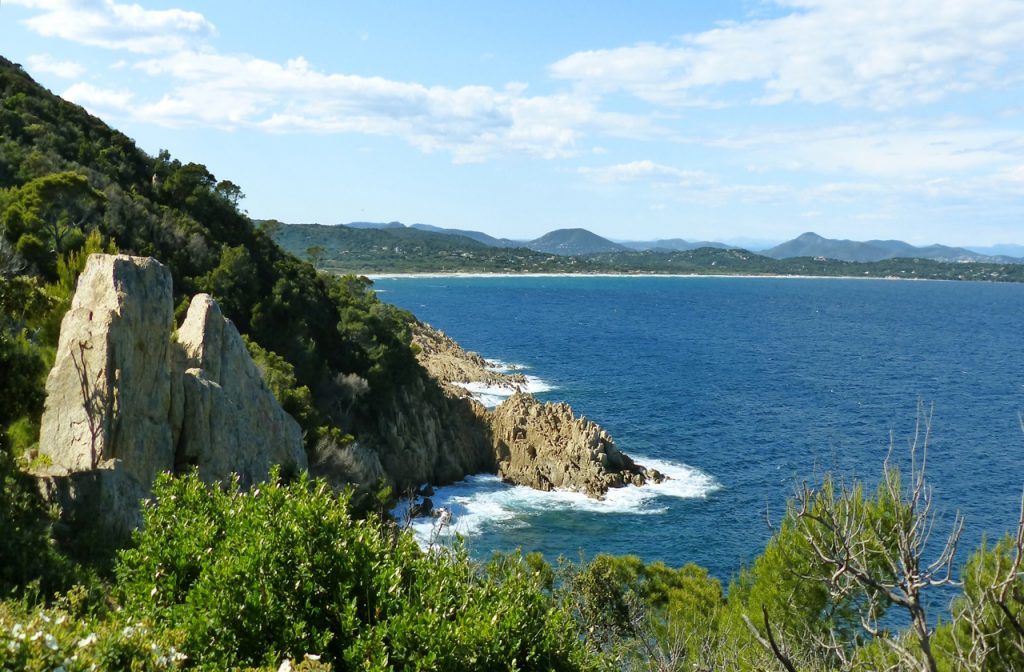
xmin=366 ymin=271 xmax=939 ymax=282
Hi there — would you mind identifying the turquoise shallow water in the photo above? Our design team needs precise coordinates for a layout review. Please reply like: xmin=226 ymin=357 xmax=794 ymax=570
xmin=375 ymin=275 xmax=1024 ymax=581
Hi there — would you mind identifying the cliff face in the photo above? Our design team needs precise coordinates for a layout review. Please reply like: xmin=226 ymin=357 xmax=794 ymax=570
xmin=35 ymin=254 xmax=307 ymax=532
xmin=360 ymin=378 xmax=496 ymax=491
xmin=39 ymin=255 xmax=176 ymax=487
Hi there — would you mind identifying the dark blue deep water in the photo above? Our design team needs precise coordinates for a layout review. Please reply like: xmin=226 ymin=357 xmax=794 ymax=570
xmin=375 ymin=275 xmax=1024 ymax=582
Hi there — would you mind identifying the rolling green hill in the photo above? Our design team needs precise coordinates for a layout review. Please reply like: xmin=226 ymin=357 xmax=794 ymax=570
xmin=272 ymin=222 xmax=1024 ymax=282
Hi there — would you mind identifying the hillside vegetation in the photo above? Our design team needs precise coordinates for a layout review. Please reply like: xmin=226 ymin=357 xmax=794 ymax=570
xmin=2 ymin=56 xmax=1024 ymax=671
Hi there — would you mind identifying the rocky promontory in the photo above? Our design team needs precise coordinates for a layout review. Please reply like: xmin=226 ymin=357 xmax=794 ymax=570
xmin=410 ymin=320 xmax=526 ymax=396
xmin=489 ymin=392 xmax=662 ymax=495
xmin=411 ymin=321 xmax=664 ymax=498
xmin=34 ymin=254 xmax=662 ymax=532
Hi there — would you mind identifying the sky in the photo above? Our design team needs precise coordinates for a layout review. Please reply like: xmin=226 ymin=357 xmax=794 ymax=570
xmin=2 ymin=1 xmax=1024 ymax=247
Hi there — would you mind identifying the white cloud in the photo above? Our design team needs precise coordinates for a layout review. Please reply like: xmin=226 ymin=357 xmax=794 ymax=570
xmin=578 ymin=160 xmax=711 ymax=184
xmin=11 ymin=0 xmax=214 ymax=53
xmin=707 ymin=119 xmax=1024 ymax=181
xmin=550 ymin=0 xmax=1024 ymax=110
xmin=578 ymin=160 xmax=788 ymax=205
xmin=26 ymin=53 xmax=85 ymax=78
xmin=91 ymin=51 xmax=654 ymax=162
xmin=62 ymin=81 xmax=134 ymax=111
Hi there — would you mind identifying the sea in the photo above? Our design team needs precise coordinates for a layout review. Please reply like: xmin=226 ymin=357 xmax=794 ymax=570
xmin=375 ymin=275 xmax=1024 ymax=583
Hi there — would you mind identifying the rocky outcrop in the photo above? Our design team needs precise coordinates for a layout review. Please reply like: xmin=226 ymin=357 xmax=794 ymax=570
xmin=411 ymin=320 xmax=662 ymax=499
xmin=38 ymin=255 xmax=176 ymax=489
xmin=35 ymin=254 xmax=306 ymax=533
xmin=489 ymin=392 xmax=663 ymax=498
xmin=358 ymin=375 xmax=496 ymax=492
xmin=175 ymin=295 xmax=305 ymax=485
xmin=411 ymin=320 xmax=526 ymax=396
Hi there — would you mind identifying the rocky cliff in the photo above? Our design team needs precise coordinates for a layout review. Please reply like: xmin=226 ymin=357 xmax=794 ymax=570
xmin=411 ymin=321 xmax=664 ymax=498
xmin=489 ymin=393 xmax=662 ymax=495
xmin=410 ymin=320 xmax=526 ymax=396
xmin=35 ymin=254 xmax=306 ymax=532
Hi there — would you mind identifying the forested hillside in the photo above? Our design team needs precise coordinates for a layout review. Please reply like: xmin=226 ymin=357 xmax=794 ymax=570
xmin=0 ymin=54 xmax=504 ymax=497
xmin=275 ymin=222 xmax=1024 ymax=282
xmin=2 ymin=56 xmax=1024 ymax=671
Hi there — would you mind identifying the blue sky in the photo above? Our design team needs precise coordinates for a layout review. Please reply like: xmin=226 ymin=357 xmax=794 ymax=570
xmin=3 ymin=1 xmax=1024 ymax=246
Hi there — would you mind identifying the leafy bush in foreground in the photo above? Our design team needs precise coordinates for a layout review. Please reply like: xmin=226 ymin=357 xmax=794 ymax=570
xmin=115 ymin=471 xmax=591 ymax=671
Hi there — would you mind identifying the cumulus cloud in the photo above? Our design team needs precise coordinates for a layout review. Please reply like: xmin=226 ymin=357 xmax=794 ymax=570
xmin=26 ymin=53 xmax=85 ymax=78
xmin=10 ymin=0 xmax=214 ymax=53
xmin=551 ymin=0 xmax=1024 ymax=110
xmin=62 ymin=81 xmax=135 ymax=111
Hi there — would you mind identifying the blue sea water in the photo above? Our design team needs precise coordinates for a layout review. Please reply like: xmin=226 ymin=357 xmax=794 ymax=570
xmin=375 ymin=275 xmax=1024 ymax=582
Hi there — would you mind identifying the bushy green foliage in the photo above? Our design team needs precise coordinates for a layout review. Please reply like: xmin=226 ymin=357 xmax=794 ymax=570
xmin=933 ymin=533 xmax=1024 ymax=669
xmin=243 ymin=335 xmax=317 ymax=433
xmin=0 ymin=327 xmax=46 ymax=436
xmin=0 ymin=171 xmax=104 ymax=276
xmin=0 ymin=451 xmax=80 ymax=598
xmin=555 ymin=553 xmax=726 ymax=670
xmin=0 ymin=590 xmax=187 ymax=671
xmin=116 ymin=471 xmax=593 ymax=671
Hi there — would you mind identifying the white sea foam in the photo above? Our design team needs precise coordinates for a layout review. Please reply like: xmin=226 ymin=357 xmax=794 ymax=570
xmin=455 ymin=370 xmax=554 ymax=408
xmin=394 ymin=457 xmax=719 ymax=549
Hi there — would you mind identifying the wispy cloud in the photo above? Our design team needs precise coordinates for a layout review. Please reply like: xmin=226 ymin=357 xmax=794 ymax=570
xmin=10 ymin=0 xmax=659 ymax=162
xmin=579 ymin=160 xmax=788 ymax=205
xmin=26 ymin=53 xmax=85 ymax=78
xmin=707 ymin=119 xmax=1024 ymax=183
xmin=578 ymin=160 xmax=711 ymax=184
xmin=551 ymin=0 xmax=1024 ymax=110
xmin=10 ymin=0 xmax=214 ymax=53
xmin=124 ymin=51 xmax=655 ymax=162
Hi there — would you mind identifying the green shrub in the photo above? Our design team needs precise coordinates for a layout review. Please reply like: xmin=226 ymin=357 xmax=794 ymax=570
xmin=116 ymin=471 xmax=594 ymax=671
xmin=0 ymin=450 xmax=79 ymax=598
xmin=0 ymin=595 xmax=186 ymax=671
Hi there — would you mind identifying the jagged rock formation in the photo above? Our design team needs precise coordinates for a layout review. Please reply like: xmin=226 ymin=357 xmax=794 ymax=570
xmin=174 ymin=295 xmax=305 ymax=483
xmin=410 ymin=320 xmax=526 ymax=396
xmin=38 ymin=255 xmax=176 ymax=486
xmin=35 ymin=254 xmax=306 ymax=532
xmin=410 ymin=321 xmax=664 ymax=499
xmin=489 ymin=393 xmax=663 ymax=498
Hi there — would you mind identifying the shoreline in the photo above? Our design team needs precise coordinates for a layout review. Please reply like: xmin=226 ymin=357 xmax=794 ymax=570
xmin=365 ymin=271 xmax=947 ymax=282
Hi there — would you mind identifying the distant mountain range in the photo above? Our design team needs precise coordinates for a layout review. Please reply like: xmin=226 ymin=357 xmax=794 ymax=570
xmin=409 ymin=223 xmax=520 ymax=248
xmin=620 ymin=238 xmax=731 ymax=252
xmin=321 ymin=222 xmax=1023 ymax=264
xmin=762 ymin=232 xmax=1023 ymax=264
xmin=332 ymin=222 xmax=631 ymax=255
